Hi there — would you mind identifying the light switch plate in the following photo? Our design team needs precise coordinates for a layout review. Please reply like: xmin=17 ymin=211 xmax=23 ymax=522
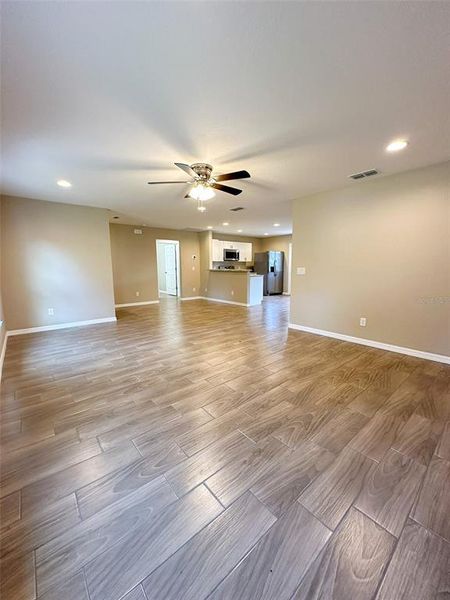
xmin=360 ymin=317 xmax=367 ymax=327
xmin=296 ymin=267 xmax=306 ymax=275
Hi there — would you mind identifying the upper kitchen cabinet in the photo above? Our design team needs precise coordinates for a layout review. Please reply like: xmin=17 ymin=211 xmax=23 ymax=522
xmin=212 ymin=239 xmax=224 ymax=261
xmin=236 ymin=242 xmax=252 ymax=262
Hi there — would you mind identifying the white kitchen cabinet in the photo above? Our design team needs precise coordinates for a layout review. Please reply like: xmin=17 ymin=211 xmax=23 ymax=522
xmin=212 ymin=239 xmax=224 ymax=262
xmin=235 ymin=242 xmax=252 ymax=262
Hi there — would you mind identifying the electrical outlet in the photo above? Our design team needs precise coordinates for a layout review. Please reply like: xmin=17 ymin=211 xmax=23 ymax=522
xmin=192 ymin=266 xmax=195 ymax=271
xmin=231 ymin=290 xmax=234 ymax=296
xmin=205 ymin=288 xmax=208 ymax=293
xmin=360 ymin=317 xmax=367 ymax=327
xmin=296 ymin=267 xmax=306 ymax=275
xmin=48 ymin=308 xmax=54 ymax=316
xmin=193 ymin=287 xmax=196 ymax=292
xmin=135 ymin=291 xmax=140 ymax=297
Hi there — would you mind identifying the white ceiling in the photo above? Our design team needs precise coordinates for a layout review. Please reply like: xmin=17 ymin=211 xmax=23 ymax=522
xmin=1 ymin=1 xmax=449 ymax=237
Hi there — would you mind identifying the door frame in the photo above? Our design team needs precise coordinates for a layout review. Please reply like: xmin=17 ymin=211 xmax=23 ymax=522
xmin=156 ymin=239 xmax=181 ymax=298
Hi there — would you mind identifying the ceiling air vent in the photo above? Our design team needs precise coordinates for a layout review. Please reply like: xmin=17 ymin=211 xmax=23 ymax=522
xmin=349 ymin=169 xmax=379 ymax=180
xmin=230 ymin=207 xmax=244 ymax=212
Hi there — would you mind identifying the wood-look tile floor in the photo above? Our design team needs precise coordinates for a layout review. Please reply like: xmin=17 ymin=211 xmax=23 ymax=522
xmin=1 ymin=296 xmax=449 ymax=600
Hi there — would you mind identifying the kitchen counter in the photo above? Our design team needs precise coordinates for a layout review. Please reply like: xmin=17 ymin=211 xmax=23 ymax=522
xmin=206 ymin=270 xmax=263 ymax=306
xmin=209 ymin=269 xmax=261 ymax=276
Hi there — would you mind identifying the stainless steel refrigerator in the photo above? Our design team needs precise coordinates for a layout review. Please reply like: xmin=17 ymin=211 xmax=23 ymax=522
xmin=254 ymin=251 xmax=284 ymax=295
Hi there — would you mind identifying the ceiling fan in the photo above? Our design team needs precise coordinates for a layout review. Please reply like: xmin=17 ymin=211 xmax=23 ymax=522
xmin=147 ymin=163 xmax=251 ymax=204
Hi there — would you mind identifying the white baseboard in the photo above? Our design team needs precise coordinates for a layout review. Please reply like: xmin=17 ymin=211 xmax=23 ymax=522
xmin=288 ymin=323 xmax=450 ymax=364
xmin=115 ymin=301 xmax=159 ymax=308
xmin=180 ymin=296 xmax=259 ymax=308
xmin=7 ymin=317 xmax=117 ymax=337
xmin=177 ymin=295 xmax=250 ymax=306
xmin=0 ymin=329 xmax=7 ymax=380
xmin=126 ymin=295 xmax=257 ymax=307
xmin=205 ymin=297 xmax=251 ymax=307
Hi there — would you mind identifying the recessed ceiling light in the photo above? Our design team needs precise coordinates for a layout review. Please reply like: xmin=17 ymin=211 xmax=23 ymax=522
xmin=386 ymin=140 xmax=408 ymax=153
xmin=237 ymin=229 xmax=243 ymax=233
xmin=207 ymin=226 xmax=213 ymax=229
xmin=273 ymin=223 xmax=280 ymax=227
xmin=264 ymin=232 xmax=269 ymax=236
xmin=222 ymin=222 xmax=229 ymax=226
xmin=57 ymin=179 xmax=72 ymax=188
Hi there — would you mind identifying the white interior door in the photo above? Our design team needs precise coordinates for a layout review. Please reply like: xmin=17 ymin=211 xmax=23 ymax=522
xmin=164 ymin=243 xmax=177 ymax=295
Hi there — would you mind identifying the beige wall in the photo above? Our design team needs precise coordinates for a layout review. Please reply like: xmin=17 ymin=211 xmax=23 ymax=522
xmin=109 ymin=224 xmax=200 ymax=303
xmin=207 ymin=271 xmax=249 ymax=304
xmin=199 ymin=230 xmax=212 ymax=296
xmin=290 ymin=162 xmax=450 ymax=357
xmin=260 ymin=234 xmax=292 ymax=293
xmin=0 ymin=199 xmax=6 ymax=355
xmin=1 ymin=195 xmax=116 ymax=330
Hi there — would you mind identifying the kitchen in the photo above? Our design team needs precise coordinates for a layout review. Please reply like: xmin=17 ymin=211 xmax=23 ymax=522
xmin=204 ymin=234 xmax=286 ymax=307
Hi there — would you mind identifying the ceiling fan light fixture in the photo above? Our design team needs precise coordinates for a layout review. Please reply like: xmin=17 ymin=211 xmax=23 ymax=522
xmin=189 ymin=182 xmax=215 ymax=201
xmin=148 ymin=163 xmax=250 ymax=206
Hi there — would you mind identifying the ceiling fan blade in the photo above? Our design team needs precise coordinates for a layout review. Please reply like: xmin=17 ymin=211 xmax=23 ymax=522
xmin=212 ymin=183 xmax=242 ymax=196
xmin=174 ymin=162 xmax=197 ymax=178
xmin=147 ymin=181 xmax=190 ymax=184
xmin=214 ymin=170 xmax=250 ymax=182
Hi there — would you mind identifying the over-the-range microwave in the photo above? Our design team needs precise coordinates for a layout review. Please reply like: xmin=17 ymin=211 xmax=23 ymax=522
xmin=223 ymin=248 xmax=240 ymax=261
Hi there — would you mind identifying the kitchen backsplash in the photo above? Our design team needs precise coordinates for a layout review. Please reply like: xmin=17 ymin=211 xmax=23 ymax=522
xmin=212 ymin=260 xmax=252 ymax=269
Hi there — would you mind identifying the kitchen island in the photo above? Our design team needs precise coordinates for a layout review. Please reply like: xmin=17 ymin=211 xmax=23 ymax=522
xmin=207 ymin=270 xmax=264 ymax=306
